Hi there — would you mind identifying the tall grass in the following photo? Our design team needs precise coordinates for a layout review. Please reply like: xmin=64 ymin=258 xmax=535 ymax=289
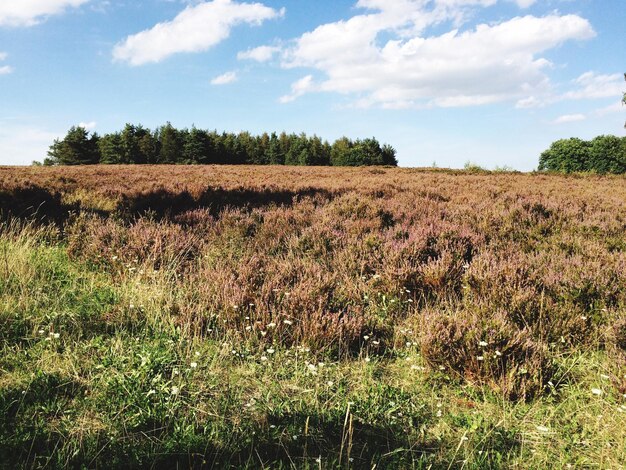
xmin=1 ymin=166 xmax=625 ymax=468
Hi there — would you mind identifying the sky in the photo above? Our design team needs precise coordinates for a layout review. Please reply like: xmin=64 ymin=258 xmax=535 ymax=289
xmin=0 ymin=0 xmax=624 ymax=169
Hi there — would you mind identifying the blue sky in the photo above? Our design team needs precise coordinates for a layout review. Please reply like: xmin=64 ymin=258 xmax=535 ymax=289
xmin=0 ymin=0 xmax=624 ymax=169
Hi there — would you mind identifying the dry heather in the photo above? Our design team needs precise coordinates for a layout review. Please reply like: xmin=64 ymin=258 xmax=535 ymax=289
xmin=1 ymin=165 xmax=625 ymax=467
xmin=2 ymin=165 xmax=626 ymax=395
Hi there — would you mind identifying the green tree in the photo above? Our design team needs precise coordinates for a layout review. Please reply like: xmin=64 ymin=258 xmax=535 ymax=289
xmin=157 ymin=123 xmax=183 ymax=164
xmin=183 ymin=127 xmax=211 ymax=164
xmin=137 ymin=130 xmax=159 ymax=164
xmin=98 ymin=132 xmax=123 ymax=164
xmin=257 ymin=133 xmax=271 ymax=165
xmin=538 ymin=138 xmax=591 ymax=173
xmin=330 ymin=137 xmax=353 ymax=166
xmin=539 ymin=136 xmax=626 ymax=174
xmin=589 ymin=135 xmax=626 ymax=174
xmin=381 ymin=144 xmax=398 ymax=166
xmin=47 ymin=126 xmax=100 ymax=165
xmin=46 ymin=123 xmax=398 ymax=167
xmin=266 ymin=132 xmax=284 ymax=164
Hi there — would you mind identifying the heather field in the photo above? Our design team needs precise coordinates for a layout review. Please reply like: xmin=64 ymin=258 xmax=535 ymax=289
xmin=1 ymin=165 xmax=626 ymax=469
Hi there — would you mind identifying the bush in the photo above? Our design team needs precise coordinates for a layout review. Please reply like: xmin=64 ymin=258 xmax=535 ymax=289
xmin=419 ymin=309 xmax=553 ymax=401
xmin=539 ymin=135 xmax=626 ymax=174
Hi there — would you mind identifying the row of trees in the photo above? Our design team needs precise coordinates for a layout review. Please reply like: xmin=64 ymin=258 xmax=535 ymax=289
xmin=45 ymin=124 xmax=398 ymax=167
xmin=538 ymin=135 xmax=626 ymax=174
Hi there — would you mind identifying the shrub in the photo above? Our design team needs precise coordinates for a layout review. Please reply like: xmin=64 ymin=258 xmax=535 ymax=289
xmin=419 ymin=309 xmax=553 ymax=400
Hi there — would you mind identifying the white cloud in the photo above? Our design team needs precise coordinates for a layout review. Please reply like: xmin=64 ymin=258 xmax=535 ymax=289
xmin=277 ymin=1 xmax=595 ymax=108
xmin=592 ymin=101 xmax=624 ymax=117
xmin=113 ymin=0 xmax=284 ymax=66
xmin=513 ymin=0 xmax=536 ymax=7
xmin=0 ymin=0 xmax=89 ymax=27
xmin=211 ymin=71 xmax=238 ymax=85
xmin=552 ymin=113 xmax=585 ymax=124
xmin=515 ymin=96 xmax=544 ymax=109
xmin=279 ymin=75 xmax=315 ymax=103
xmin=237 ymin=45 xmax=280 ymax=62
xmin=0 ymin=52 xmax=12 ymax=75
xmin=0 ymin=125 xmax=60 ymax=165
xmin=78 ymin=121 xmax=97 ymax=130
xmin=516 ymin=71 xmax=624 ymax=108
xmin=563 ymin=72 xmax=624 ymax=100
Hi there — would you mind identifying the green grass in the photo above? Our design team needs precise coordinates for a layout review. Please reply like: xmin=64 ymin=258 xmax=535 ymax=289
xmin=1 ymin=230 xmax=625 ymax=468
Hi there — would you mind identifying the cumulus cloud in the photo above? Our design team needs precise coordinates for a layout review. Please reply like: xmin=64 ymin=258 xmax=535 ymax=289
xmin=211 ymin=71 xmax=238 ymax=85
xmin=237 ymin=45 xmax=281 ymax=62
xmin=563 ymin=72 xmax=624 ymax=100
xmin=516 ymin=71 xmax=624 ymax=108
xmin=276 ymin=1 xmax=594 ymax=108
xmin=552 ymin=113 xmax=585 ymax=124
xmin=78 ymin=121 xmax=97 ymax=130
xmin=0 ymin=0 xmax=89 ymax=27
xmin=279 ymin=75 xmax=315 ymax=103
xmin=113 ymin=0 xmax=284 ymax=66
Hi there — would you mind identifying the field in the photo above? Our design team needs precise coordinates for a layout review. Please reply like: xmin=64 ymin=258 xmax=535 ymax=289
xmin=1 ymin=165 xmax=626 ymax=469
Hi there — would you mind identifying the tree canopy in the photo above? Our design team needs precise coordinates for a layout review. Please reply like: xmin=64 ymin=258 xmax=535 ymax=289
xmin=538 ymin=135 xmax=626 ymax=174
xmin=45 ymin=124 xmax=398 ymax=167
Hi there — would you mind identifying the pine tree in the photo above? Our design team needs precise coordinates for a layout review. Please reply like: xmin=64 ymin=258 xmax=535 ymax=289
xmin=47 ymin=126 xmax=100 ymax=165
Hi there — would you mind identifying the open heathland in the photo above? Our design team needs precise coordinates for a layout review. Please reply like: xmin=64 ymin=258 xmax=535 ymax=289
xmin=1 ymin=165 xmax=626 ymax=468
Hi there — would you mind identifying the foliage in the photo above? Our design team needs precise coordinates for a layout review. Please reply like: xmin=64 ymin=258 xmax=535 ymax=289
xmin=539 ymin=135 xmax=626 ymax=174
xmin=45 ymin=124 xmax=397 ymax=167
xmin=46 ymin=126 xmax=100 ymax=165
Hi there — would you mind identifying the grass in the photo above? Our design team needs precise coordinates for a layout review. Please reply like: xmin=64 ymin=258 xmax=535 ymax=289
xmin=0 ymin=165 xmax=625 ymax=468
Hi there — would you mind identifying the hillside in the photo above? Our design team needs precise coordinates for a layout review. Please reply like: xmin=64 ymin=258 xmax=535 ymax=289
xmin=1 ymin=166 xmax=625 ymax=468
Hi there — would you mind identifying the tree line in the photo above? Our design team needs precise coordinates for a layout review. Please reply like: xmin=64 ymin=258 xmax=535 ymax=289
xmin=44 ymin=123 xmax=398 ymax=167
xmin=538 ymin=135 xmax=626 ymax=174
